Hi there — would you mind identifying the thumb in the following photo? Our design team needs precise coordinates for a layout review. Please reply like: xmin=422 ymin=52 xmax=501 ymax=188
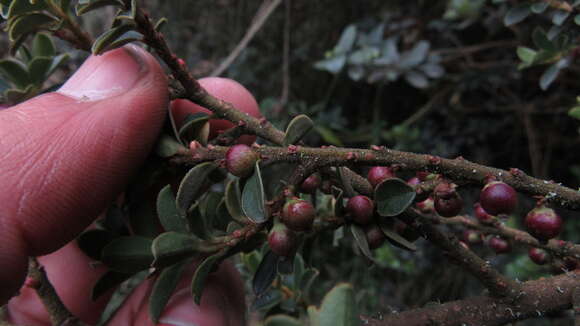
xmin=0 ymin=45 xmax=167 ymax=304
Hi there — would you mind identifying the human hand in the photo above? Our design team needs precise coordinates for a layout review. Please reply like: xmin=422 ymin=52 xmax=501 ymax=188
xmin=0 ymin=46 xmax=248 ymax=325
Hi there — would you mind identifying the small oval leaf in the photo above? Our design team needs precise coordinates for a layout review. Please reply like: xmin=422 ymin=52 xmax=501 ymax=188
xmin=92 ymin=24 xmax=142 ymax=55
xmin=379 ymin=222 xmax=417 ymax=252
xmin=155 ymin=134 xmax=186 ymax=158
xmin=149 ymin=260 xmax=188 ymax=323
xmin=191 ymin=253 xmax=223 ymax=305
xmin=91 ymin=271 xmax=132 ymax=301
xmin=374 ymin=178 xmax=416 ymax=217
xmin=157 ymin=185 xmax=187 ymax=233
xmin=283 ymin=114 xmax=314 ymax=146
xmin=241 ymin=161 xmax=267 ymax=223
xmin=151 ymin=232 xmax=201 ymax=268
xmin=101 ymin=236 xmax=154 ymax=273
xmin=252 ymin=250 xmax=279 ymax=296
xmin=225 ymin=179 xmax=248 ymax=224
xmin=350 ymin=224 xmax=374 ymax=262
xmin=318 ymin=283 xmax=359 ymax=326
xmin=77 ymin=229 xmax=117 ymax=261
xmin=8 ymin=13 xmax=58 ymax=42
xmin=176 ymin=162 xmax=218 ymax=214
xmin=178 ymin=113 xmax=210 ymax=145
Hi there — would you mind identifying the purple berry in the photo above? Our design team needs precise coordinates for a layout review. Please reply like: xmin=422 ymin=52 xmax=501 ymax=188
xmin=281 ymin=199 xmax=315 ymax=232
xmin=367 ymin=166 xmax=395 ymax=189
xmin=225 ymin=144 xmax=259 ymax=177
xmin=346 ymin=195 xmax=375 ymax=225
xmin=488 ymin=236 xmax=511 ymax=254
xmin=528 ymin=247 xmax=549 ymax=265
xmin=365 ymin=225 xmax=386 ymax=250
xmin=268 ymin=223 xmax=298 ymax=257
xmin=525 ymin=206 xmax=563 ymax=241
xmin=473 ymin=202 xmax=495 ymax=224
xmin=299 ymin=173 xmax=321 ymax=194
xmin=480 ymin=181 xmax=517 ymax=215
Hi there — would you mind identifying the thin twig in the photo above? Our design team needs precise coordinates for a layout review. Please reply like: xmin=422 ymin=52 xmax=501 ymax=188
xmin=210 ymin=0 xmax=283 ymax=77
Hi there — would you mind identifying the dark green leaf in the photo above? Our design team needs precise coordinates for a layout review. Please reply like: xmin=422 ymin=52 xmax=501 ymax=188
xmin=337 ymin=167 xmax=355 ymax=197
xmin=45 ymin=53 xmax=69 ymax=77
xmin=404 ymin=71 xmax=428 ymax=89
xmin=7 ymin=0 xmax=48 ymax=17
xmin=374 ymin=178 xmax=416 ymax=217
xmin=334 ymin=25 xmax=357 ymax=54
xmin=154 ymin=17 xmax=167 ymax=31
xmin=91 ymin=271 xmax=132 ymax=300
xmin=176 ymin=162 xmax=218 ymax=214
xmin=283 ymin=114 xmax=314 ymax=146
xmin=178 ymin=113 xmax=210 ymax=144
xmin=32 ymin=33 xmax=55 ymax=57
xmin=265 ymin=315 xmax=302 ymax=326
xmin=225 ymin=179 xmax=248 ymax=224
xmin=76 ymin=0 xmax=123 ymax=15
xmin=185 ymin=203 xmax=209 ymax=240
xmin=399 ymin=40 xmax=430 ymax=68
xmin=504 ymin=5 xmax=531 ymax=26
xmin=253 ymin=250 xmax=278 ymax=296
xmin=552 ymin=10 xmax=570 ymax=26
xmin=92 ymin=24 xmax=141 ymax=55
xmin=213 ymin=198 xmax=232 ymax=231
xmin=149 ymin=260 xmax=187 ymax=323
xmin=17 ymin=45 xmax=32 ymax=63
xmin=300 ymin=268 xmax=319 ymax=298
xmin=96 ymin=271 xmax=148 ymax=326
xmin=28 ymin=56 xmax=52 ymax=85
xmin=241 ymin=161 xmax=267 ymax=223
xmin=191 ymin=253 xmax=223 ymax=305
xmin=277 ymin=255 xmax=294 ymax=275
xmin=420 ymin=63 xmax=444 ymax=78
xmin=77 ymin=229 xmax=117 ymax=261
xmin=151 ymin=232 xmax=201 ymax=268
xmin=379 ymin=222 xmax=417 ymax=252
xmin=155 ymin=134 xmax=186 ymax=158
xmin=4 ymin=84 xmax=34 ymax=104
xmin=575 ymin=14 xmax=580 ymax=26
xmin=532 ymin=28 xmax=555 ymax=52
xmin=252 ymin=289 xmax=283 ymax=311
xmin=0 ymin=59 xmax=30 ymax=89
xmin=568 ymin=106 xmax=580 ymax=120
xmin=157 ymin=185 xmax=188 ymax=233
xmin=350 ymin=224 xmax=374 ymax=262
xmin=318 ymin=283 xmax=358 ymax=326
xmin=516 ymin=47 xmax=537 ymax=63
xmin=539 ymin=63 xmax=560 ymax=91
xmin=531 ymin=3 xmax=549 ymax=14
xmin=101 ymin=236 xmax=154 ymax=273
xmin=8 ymin=13 xmax=58 ymax=42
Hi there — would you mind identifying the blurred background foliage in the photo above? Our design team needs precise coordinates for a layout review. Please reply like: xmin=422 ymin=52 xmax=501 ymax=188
xmin=2 ymin=0 xmax=580 ymax=324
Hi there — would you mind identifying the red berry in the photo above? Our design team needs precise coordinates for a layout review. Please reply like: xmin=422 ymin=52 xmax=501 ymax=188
xmin=479 ymin=181 xmax=517 ymax=215
xmin=225 ymin=144 xmax=259 ymax=177
xmin=525 ymin=206 xmax=563 ymax=241
xmin=346 ymin=195 xmax=375 ymax=225
xmin=299 ymin=173 xmax=321 ymax=193
xmin=367 ymin=166 xmax=395 ymax=188
xmin=416 ymin=197 xmax=435 ymax=214
xmin=528 ymin=247 xmax=549 ymax=265
xmin=473 ymin=202 xmax=495 ymax=224
xmin=488 ymin=236 xmax=511 ymax=254
xmin=434 ymin=182 xmax=456 ymax=200
xmin=416 ymin=171 xmax=430 ymax=181
xmin=365 ymin=225 xmax=386 ymax=250
xmin=281 ymin=199 xmax=316 ymax=232
xmin=462 ymin=230 xmax=483 ymax=245
xmin=434 ymin=195 xmax=463 ymax=217
xmin=268 ymin=223 xmax=298 ymax=257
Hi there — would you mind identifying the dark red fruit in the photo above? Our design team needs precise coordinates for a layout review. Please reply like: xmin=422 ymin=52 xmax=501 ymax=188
xmin=268 ymin=223 xmax=298 ymax=257
xmin=434 ymin=195 xmax=463 ymax=217
xmin=528 ymin=247 xmax=549 ymax=265
xmin=416 ymin=171 xmax=430 ymax=181
xmin=407 ymin=177 xmax=420 ymax=186
xmin=473 ymin=202 xmax=495 ymax=224
xmin=480 ymin=181 xmax=517 ymax=215
xmin=365 ymin=225 xmax=386 ymax=250
xmin=488 ymin=236 xmax=511 ymax=254
xmin=434 ymin=182 xmax=456 ymax=200
xmin=525 ymin=206 xmax=562 ymax=241
xmin=416 ymin=197 xmax=435 ymax=214
xmin=367 ymin=166 xmax=395 ymax=188
xmin=462 ymin=230 xmax=483 ymax=245
xmin=299 ymin=173 xmax=321 ymax=193
xmin=281 ymin=199 xmax=316 ymax=232
xmin=346 ymin=195 xmax=375 ymax=225
xmin=225 ymin=144 xmax=259 ymax=177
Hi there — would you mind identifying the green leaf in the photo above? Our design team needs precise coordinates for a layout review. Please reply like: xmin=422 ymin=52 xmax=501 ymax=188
xmin=4 ymin=84 xmax=35 ymax=104
xmin=252 ymin=250 xmax=278 ymax=296
xmin=313 ymin=55 xmax=347 ymax=74
xmin=0 ymin=59 xmax=30 ymax=89
xmin=155 ymin=134 xmax=186 ymax=158
xmin=265 ymin=315 xmax=302 ymax=326
xmin=318 ymin=283 xmax=359 ymax=326
xmin=76 ymin=229 xmax=117 ymax=261
xmin=96 ymin=271 xmax=148 ymax=326
xmin=374 ymin=178 xmax=416 ymax=217
xmin=283 ymin=114 xmax=314 ymax=146
xmin=28 ymin=56 xmax=52 ymax=85
xmin=333 ymin=25 xmax=357 ymax=54
xmin=539 ymin=63 xmax=560 ymax=91
xmin=225 ymin=179 xmax=248 ymax=224
xmin=191 ymin=253 xmax=223 ymax=305
xmin=92 ymin=24 xmax=141 ymax=55
xmin=569 ymin=106 xmax=580 ymax=120
xmin=516 ymin=46 xmax=537 ymax=63
xmin=8 ymin=13 xmax=58 ymax=42
xmin=241 ymin=161 xmax=267 ymax=223
xmin=149 ymin=260 xmax=187 ymax=323
xmin=176 ymin=162 xmax=218 ymax=214
xmin=552 ymin=10 xmax=570 ymax=26
xmin=7 ymin=0 xmax=48 ymax=17
xmin=185 ymin=203 xmax=210 ymax=240
xmin=75 ymin=0 xmax=123 ymax=15
xmin=45 ymin=53 xmax=68 ymax=77
xmin=101 ymin=236 xmax=154 ymax=273
xmin=151 ymin=232 xmax=201 ymax=268
xmin=308 ymin=306 xmax=321 ymax=326
xmin=314 ymin=125 xmax=343 ymax=146
xmin=154 ymin=17 xmax=167 ymax=31
xmin=379 ymin=222 xmax=417 ymax=252
xmin=178 ymin=113 xmax=210 ymax=145
xmin=350 ymin=224 xmax=374 ymax=262
xmin=253 ymin=289 xmax=283 ymax=311
xmin=531 ymin=3 xmax=549 ymax=14
xmin=532 ymin=28 xmax=555 ymax=52
xmin=32 ymin=33 xmax=55 ymax=57
xmin=504 ymin=5 xmax=531 ymax=26
xmin=575 ymin=14 xmax=580 ymax=26
xmin=157 ymin=185 xmax=188 ymax=233
xmin=91 ymin=271 xmax=132 ymax=300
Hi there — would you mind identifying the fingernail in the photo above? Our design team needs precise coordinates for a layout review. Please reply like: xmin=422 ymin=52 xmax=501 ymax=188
xmin=58 ymin=45 xmax=149 ymax=101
